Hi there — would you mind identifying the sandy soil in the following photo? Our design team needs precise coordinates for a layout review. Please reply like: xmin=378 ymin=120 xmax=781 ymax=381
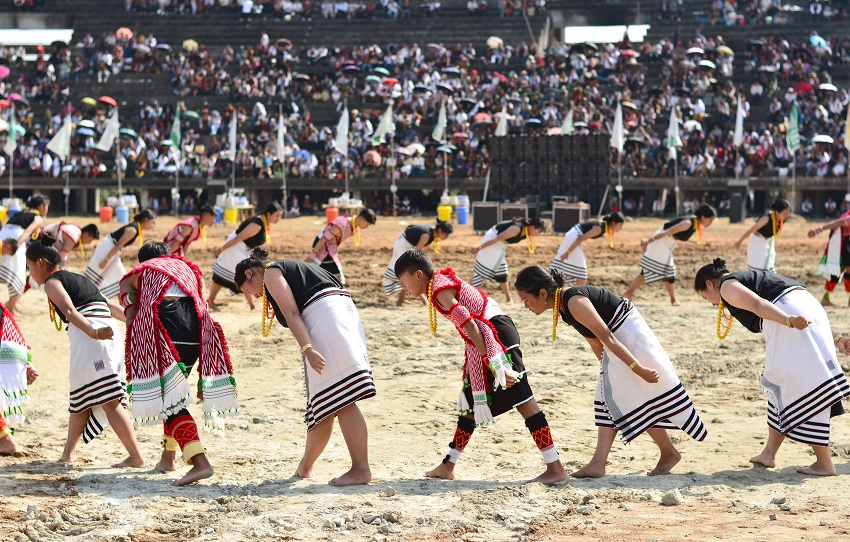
xmin=1 ymin=212 xmax=849 ymax=542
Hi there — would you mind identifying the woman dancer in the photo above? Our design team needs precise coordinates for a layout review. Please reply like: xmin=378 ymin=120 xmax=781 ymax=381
xmin=26 ymin=234 xmax=144 ymax=467
xmin=514 ymin=265 xmax=707 ymax=477
xmin=164 ymin=205 xmax=216 ymax=258
xmin=551 ymin=212 xmax=625 ymax=285
xmin=0 ymin=302 xmax=37 ymax=455
xmin=42 ymin=222 xmax=100 ymax=265
xmin=382 ymin=220 xmax=454 ymax=305
xmin=471 ymin=217 xmax=546 ymax=303
xmin=84 ymin=210 xmax=156 ymax=299
xmin=236 ymin=248 xmax=375 ymax=486
xmin=694 ymin=258 xmax=849 ymax=475
xmin=307 ymin=208 xmax=377 ymax=285
xmin=624 ymin=204 xmax=716 ymax=305
xmin=809 ymin=209 xmax=850 ymax=306
xmin=733 ymin=198 xmax=790 ymax=272
xmin=121 ymin=242 xmax=237 ymax=486
xmin=0 ymin=194 xmax=48 ymax=315
xmin=209 ymin=203 xmax=283 ymax=310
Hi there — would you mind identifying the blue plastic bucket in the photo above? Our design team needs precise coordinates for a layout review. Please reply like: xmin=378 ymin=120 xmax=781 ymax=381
xmin=7 ymin=206 xmax=21 ymax=220
xmin=215 ymin=206 xmax=224 ymax=224
xmin=456 ymin=206 xmax=469 ymax=225
xmin=115 ymin=205 xmax=130 ymax=224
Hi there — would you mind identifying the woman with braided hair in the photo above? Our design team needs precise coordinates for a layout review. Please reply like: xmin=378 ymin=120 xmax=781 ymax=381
xmin=235 ymin=248 xmax=375 ymax=486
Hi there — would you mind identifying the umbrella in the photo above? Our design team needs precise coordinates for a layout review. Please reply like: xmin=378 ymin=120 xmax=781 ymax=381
xmin=182 ymin=39 xmax=199 ymax=52
xmin=819 ymin=83 xmax=838 ymax=92
xmin=757 ymin=65 xmax=777 ymax=73
xmin=626 ymin=137 xmax=646 ymax=147
xmin=426 ymin=43 xmax=443 ymax=54
xmin=686 ymin=47 xmax=705 ymax=56
xmin=0 ymin=119 xmax=6 ymax=132
xmin=794 ymin=81 xmax=814 ymax=95
xmin=364 ymin=150 xmax=382 ymax=166
xmin=620 ymin=49 xmax=638 ymax=59
xmin=451 ymin=132 xmax=468 ymax=140
xmin=381 ymin=77 xmax=399 ymax=86
xmin=119 ymin=128 xmax=138 ymax=138
xmin=810 ymin=34 xmax=828 ymax=49
xmin=698 ymin=60 xmax=716 ymax=69
xmin=413 ymin=85 xmax=431 ymax=93
xmin=473 ymin=112 xmax=493 ymax=125
xmin=0 ymin=66 xmax=9 ymax=80
xmin=10 ymin=95 xmax=28 ymax=105
xmin=116 ymin=27 xmax=133 ymax=40
xmin=813 ymin=134 xmax=834 ymax=144
xmin=436 ymin=83 xmax=454 ymax=94
xmin=98 ymin=95 xmax=117 ymax=107
xmin=183 ymin=110 xmax=201 ymax=120
xmin=750 ymin=39 xmax=765 ymax=48
xmin=716 ymin=45 xmax=734 ymax=56
xmin=81 ymin=97 xmax=97 ymax=107
xmin=365 ymin=75 xmax=382 ymax=84
xmin=526 ymin=118 xmax=543 ymax=125
xmin=373 ymin=67 xmax=390 ymax=76
xmin=0 ymin=99 xmax=9 ymax=109
xmin=135 ymin=44 xmax=151 ymax=55
xmin=293 ymin=73 xmax=311 ymax=81
xmin=159 ymin=140 xmax=174 ymax=146
xmin=547 ymin=127 xmax=561 ymax=135
xmin=342 ymin=65 xmax=360 ymax=74
xmin=59 ymin=105 xmax=76 ymax=115
xmin=436 ymin=144 xmax=457 ymax=153
xmin=155 ymin=43 xmax=172 ymax=52
xmin=407 ymin=142 xmax=426 ymax=154
xmin=621 ymin=101 xmax=638 ymax=111
xmin=442 ymin=67 xmax=461 ymax=75
xmin=394 ymin=146 xmax=412 ymax=156
xmin=679 ymin=59 xmax=696 ymax=70
xmin=78 ymin=119 xmax=96 ymax=129
xmin=543 ymin=88 xmax=566 ymax=99
xmin=75 ymin=127 xmax=95 ymax=137
xmin=487 ymin=36 xmax=504 ymax=49
xmin=459 ymin=97 xmax=476 ymax=107
xmin=573 ymin=121 xmax=589 ymax=128
xmin=276 ymin=38 xmax=293 ymax=50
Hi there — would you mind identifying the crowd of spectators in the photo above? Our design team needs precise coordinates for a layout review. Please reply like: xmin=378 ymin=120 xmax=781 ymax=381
xmin=3 ymin=23 xmax=850 ymax=186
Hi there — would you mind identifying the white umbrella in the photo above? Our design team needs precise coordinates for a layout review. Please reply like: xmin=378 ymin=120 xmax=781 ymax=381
xmin=698 ymin=60 xmax=716 ymax=70
xmin=686 ymin=47 xmax=705 ymax=56
xmin=819 ymin=83 xmax=838 ymax=92
xmin=486 ymin=36 xmax=504 ymax=49
xmin=683 ymin=119 xmax=702 ymax=132
xmin=813 ymin=134 xmax=834 ymax=144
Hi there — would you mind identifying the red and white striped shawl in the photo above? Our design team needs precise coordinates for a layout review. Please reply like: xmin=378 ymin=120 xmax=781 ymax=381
xmin=431 ymin=268 xmax=506 ymax=397
xmin=163 ymin=216 xmax=202 ymax=257
xmin=123 ymin=255 xmax=233 ymax=387
xmin=313 ymin=215 xmax=354 ymax=269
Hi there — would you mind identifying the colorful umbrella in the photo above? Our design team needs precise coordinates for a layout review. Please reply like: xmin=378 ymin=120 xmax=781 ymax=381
xmin=75 ymin=127 xmax=95 ymax=136
xmin=0 ymin=66 xmax=9 ymax=80
xmin=342 ymin=65 xmax=360 ymax=74
xmin=183 ymin=110 xmax=200 ymax=120
xmin=98 ymin=95 xmax=117 ymax=107
xmin=381 ymin=77 xmax=399 ymax=86
xmin=373 ymin=67 xmax=390 ymax=77
xmin=813 ymin=134 xmax=834 ymax=144
xmin=116 ymin=27 xmax=134 ymax=40
xmin=365 ymin=75 xmax=381 ymax=84
xmin=78 ymin=119 xmax=96 ymax=129
xmin=8 ymin=93 xmax=23 ymax=101
xmin=182 ymin=39 xmax=199 ymax=52
xmin=119 ymin=128 xmax=138 ymax=138
xmin=81 ymin=97 xmax=97 ymax=106
xmin=486 ymin=36 xmax=504 ymax=49
xmin=716 ymin=45 xmax=734 ymax=56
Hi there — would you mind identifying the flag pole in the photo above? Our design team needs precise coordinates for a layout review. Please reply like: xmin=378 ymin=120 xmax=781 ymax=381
xmin=674 ymin=152 xmax=680 ymax=214
xmin=280 ymin=104 xmax=288 ymax=209
xmin=343 ymin=98 xmax=349 ymax=195
xmin=64 ymin=159 xmax=70 ymax=217
xmin=116 ymin=115 xmax=123 ymax=198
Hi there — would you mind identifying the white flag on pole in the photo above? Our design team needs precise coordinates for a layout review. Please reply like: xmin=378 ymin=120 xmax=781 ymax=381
xmin=3 ymin=112 xmax=18 ymax=156
xmin=371 ymin=104 xmax=394 ymax=145
xmin=46 ymin=115 xmax=72 ymax=159
xmin=560 ymin=108 xmax=574 ymax=135
xmin=495 ymin=111 xmax=509 ymax=137
xmin=610 ymin=101 xmax=624 ymax=153
xmin=432 ymin=100 xmax=447 ymax=143
xmin=667 ymin=106 xmax=681 ymax=160
xmin=733 ymin=98 xmax=746 ymax=147
xmin=334 ymin=106 xmax=349 ymax=157
xmin=226 ymin=114 xmax=237 ymax=160
xmin=276 ymin=113 xmax=286 ymax=162
xmin=94 ymin=110 xmax=120 ymax=152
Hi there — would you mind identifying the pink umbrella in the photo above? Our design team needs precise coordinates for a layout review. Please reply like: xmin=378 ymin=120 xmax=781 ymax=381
xmin=451 ymin=132 xmax=468 ymax=140
xmin=8 ymin=93 xmax=22 ymax=101
xmin=620 ymin=49 xmax=638 ymax=59
xmin=0 ymin=66 xmax=10 ymax=80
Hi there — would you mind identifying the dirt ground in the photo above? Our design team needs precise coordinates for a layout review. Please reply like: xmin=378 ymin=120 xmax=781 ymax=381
xmin=1 ymin=211 xmax=849 ymax=542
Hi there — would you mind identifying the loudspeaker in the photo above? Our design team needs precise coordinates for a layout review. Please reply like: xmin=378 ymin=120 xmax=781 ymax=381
xmin=472 ymin=202 xmax=501 ymax=232
xmin=500 ymin=203 xmax=532 ymax=222
xmin=552 ymin=202 xmax=591 ymax=233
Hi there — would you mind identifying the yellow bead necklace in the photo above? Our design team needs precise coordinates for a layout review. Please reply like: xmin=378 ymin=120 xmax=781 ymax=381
xmin=716 ymin=299 xmax=734 ymax=340
xmin=427 ymin=277 xmax=437 ymax=333
xmin=551 ymin=287 xmax=561 ymax=342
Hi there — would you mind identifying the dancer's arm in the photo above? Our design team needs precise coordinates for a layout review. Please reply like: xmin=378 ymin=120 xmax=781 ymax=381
xmin=719 ymin=279 xmax=810 ymax=329
xmin=44 ymin=280 xmax=114 ymax=340
xmin=167 ymin=224 xmax=192 ymax=253
xmin=734 ymin=215 xmax=769 ymax=249
xmin=18 ymin=215 xmax=44 ymax=247
xmin=568 ymin=295 xmax=659 ymax=383
xmin=118 ymin=274 xmax=139 ymax=322
xmin=584 ymin=337 xmax=604 ymax=360
xmin=308 ymin=224 xmax=341 ymax=260
xmin=59 ymin=236 xmax=77 ymax=263
xmin=808 ymin=215 xmax=850 ymax=237
xmin=471 ymin=225 xmax=521 ymax=255
xmin=640 ymin=220 xmax=690 ymax=249
xmin=264 ymin=267 xmax=327 ymax=374
xmin=215 ymin=223 xmax=260 ymax=256
xmin=561 ymin=225 xmax=602 ymax=260
xmin=100 ymin=228 xmax=136 ymax=269
xmin=416 ymin=232 xmax=432 ymax=250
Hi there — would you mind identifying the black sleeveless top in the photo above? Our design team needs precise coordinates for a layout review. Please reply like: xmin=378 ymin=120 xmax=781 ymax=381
xmin=109 ymin=223 xmax=139 ymax=246
xmin=46 ymin=270 xmax=107 ymax=323
xmin=495 ymin=220 xmax=526 ymax=244
xmin=755 ymin=214 xmax=777 ymax=238
xmin=719 ymin=270 xmax=803 ymax=333
xmin=7 ymin=211 xmax=39 ymax=229
xmin=578 ymin=220 xmax=605 ymax=239
xmin=663 ymin=216 xmax=697 ymax=241
xmin=403 ymin=225 xmax=435 ymax=246
xmin=264 ymin=260 xmax=344 ymax=328
xmin=236 ymin=216 xmax=267 ymax=249
xmin=558 ymin=286 xmax=625 ymax=339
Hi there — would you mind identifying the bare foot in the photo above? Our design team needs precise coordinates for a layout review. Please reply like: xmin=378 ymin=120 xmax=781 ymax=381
xmin=112 ymin=455 xmax=145 ymax=468
xmin=571 ymin=463 xmax=605 ymax=478
xmin=796 ymin=462 xmax=836 ymax=476
xmin=295 ymin=465 xmax=313 ymax=479
xmin=648 ymin=449 xmax=681 ymax=476
xmin=0 ymin=435 xmax=18 ymax=455
xmin=531 ymin=461 xmax=568 ymax=485
xmin=156 ymin=451 xmax=177 ymax=472
xmin=670 ymin=300 xmax=681 ymax=306
xmin=622 ymin=291 xmax=634 ymax=301
xmin=328 ymin=466 xmax=372 ymax=486
xmin=425 ymin=462 xmax=455 ymax=480
xmin=12 ymin=310 xmax=23 ymax=319
xmin=60 ymin=453 xmax=76 ymax=463
xmin=173 ymin=455 xmax=214 ymax=486
xmin=749 ymin=452 xmax=777 ymax=468
xmin=208 ymin=302 xmax=220 ymax=313
xmin=822 ymin=296 xmax=837 ymax=307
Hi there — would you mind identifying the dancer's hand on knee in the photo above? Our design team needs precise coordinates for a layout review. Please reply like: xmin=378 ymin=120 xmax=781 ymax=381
xmin=26 ymin=365 xmax=38 ymax=385
xmin=305 ymin=348 xmax=326 ymax=374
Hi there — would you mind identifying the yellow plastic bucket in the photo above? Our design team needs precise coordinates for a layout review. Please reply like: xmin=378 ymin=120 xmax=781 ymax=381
xmin=223 ymin=207 xmax=239 ymax=226
xmin=0 ymin=207 xmax=7 ymax=224
xmin=437 ymin=205 xmax=452 ymax=222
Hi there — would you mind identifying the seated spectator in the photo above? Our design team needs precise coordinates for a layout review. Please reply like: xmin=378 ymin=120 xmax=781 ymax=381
xmin=801 ymin=197 xmax=814 ymax=217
